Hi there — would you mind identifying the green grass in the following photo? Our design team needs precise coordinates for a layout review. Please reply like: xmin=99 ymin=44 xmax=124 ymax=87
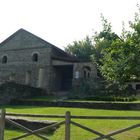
xmin=2 ymin=105 xmax=140 ymax=140
xmin=3 ymin=105 xmax=140 ymax=116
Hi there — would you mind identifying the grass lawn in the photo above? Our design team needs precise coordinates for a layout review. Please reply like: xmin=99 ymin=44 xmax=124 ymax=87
xmin=1 ymin=105 xmax=140 ymax=140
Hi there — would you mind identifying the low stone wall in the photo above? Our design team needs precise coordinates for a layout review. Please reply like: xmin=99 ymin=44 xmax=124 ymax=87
xmin=0 ymin=82 xmax=46 ymax=105
xmin=10 ymin=99 xmax=140 ymax=110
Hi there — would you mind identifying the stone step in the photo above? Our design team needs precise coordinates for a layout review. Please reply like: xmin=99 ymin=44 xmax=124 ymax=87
xmin=6 ymin=116 xmax=58 ymax=131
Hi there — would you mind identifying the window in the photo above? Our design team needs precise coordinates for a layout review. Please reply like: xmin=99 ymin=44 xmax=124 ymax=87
xmin=9 ymin=73 xmax=15 ymax=81
xmin=32 ymin=53 xmax=38 ymax=62
xmin=2 ymin=56 xmax=7 ymax=64
xmin=84 ymin=70 xmax=86 ymax=79
xmin=88 ymin=72 xmax=90 ymax=78
xmin=83 ymin=66 xmax=91 ymax=80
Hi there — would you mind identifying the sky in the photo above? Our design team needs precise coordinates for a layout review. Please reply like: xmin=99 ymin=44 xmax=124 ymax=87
xmin=0 ymin=0 xmax=140 ymax=49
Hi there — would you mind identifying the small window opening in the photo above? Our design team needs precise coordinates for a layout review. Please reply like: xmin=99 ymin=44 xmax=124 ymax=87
xmin=2 ymin=56 xmax=7 ymax=64
xmin=88 ymin=72 xmax=90 ymax=78
xmin=83 ymin=66 xmax=91 ymax=80
xmin=32 ymin=53 xmax=38 ymax=62
xmin=84 ymin=70 xmax=86 ymax=79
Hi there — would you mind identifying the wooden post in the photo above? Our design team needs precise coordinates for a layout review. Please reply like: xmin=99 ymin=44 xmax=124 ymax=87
xmin=65 ymin=111 xmax=71 ymax=140
xmin=0 ymin=109 xmax=5 ymax=140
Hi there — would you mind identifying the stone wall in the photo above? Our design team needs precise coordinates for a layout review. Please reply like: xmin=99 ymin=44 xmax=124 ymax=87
xmin=72 ymin=62 xmax=97 ymax=87
xmin=11 ymin=99 xmax=140 ymax=110
xmin=0 ymin=48 xmax=52 ymax=92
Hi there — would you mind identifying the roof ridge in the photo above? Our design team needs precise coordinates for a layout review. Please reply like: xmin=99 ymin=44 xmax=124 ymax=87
xmin=0 ymin=28 xmax=78 ymax=61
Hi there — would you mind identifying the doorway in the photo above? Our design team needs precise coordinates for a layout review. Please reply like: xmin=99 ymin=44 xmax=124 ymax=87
xmin=53 ymin=65 xmax=73 ymax=91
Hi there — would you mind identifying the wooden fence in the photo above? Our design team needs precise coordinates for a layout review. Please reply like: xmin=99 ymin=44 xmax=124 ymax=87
xmin=0 ymin=109 xmax=5 ymax=140
xmin=1 ymin=109 xmax=140 ymax=140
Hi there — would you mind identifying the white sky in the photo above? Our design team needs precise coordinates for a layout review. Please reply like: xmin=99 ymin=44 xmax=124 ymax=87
xmin=0 ymin=0 xmax=139 ymax=49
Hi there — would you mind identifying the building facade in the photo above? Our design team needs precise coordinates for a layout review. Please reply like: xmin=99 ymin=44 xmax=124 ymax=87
xmin=0 ymin=29 xmax=97 ymax=94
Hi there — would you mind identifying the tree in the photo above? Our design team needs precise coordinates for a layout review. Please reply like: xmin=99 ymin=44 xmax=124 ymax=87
xmin=91 ymin=15 xmax=119 ymax=77
xmin=65 ymin=36 xmax=95 ymax=61
xmin=92 ymin=14 xmax=120 ymax=63
xmin=100 ymin=7 xmax=140 ymax=87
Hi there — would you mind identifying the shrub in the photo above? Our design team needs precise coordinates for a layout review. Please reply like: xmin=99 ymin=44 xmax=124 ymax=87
xmin=68 ymin=79 xmax=138 ymax=102
xmin=69 ymin=79 xmax=107 ymax=98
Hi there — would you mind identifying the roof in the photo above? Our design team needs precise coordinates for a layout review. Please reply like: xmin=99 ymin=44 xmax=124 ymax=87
xmin=0 ymin=28 xmax=78 ymax=62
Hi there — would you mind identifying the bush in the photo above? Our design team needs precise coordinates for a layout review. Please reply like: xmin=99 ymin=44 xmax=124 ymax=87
xmin=68 ymin=79 xmax=138 ymax=102
xmin=83 ymin=95 xmax=137 ymax=102
xmin=105 ymin=82 xmax=137 ymax=96
xmin=68 ymin=94 xmax=138 ymax=102
xmin=69 ymin=79 xmax=107 ymax=99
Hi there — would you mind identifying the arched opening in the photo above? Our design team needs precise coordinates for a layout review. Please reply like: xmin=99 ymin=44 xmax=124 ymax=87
xmin=2 ymin=56 xmax=7 ymax=64
xmin=32 ymin=53 xmax=38 ymax=62
xmin=83 ymin=66 xmax=91 ymax=80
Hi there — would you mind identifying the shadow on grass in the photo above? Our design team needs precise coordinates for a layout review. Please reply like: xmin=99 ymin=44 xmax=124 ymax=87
xmin=1 ymin=104 xmax=140 ymax=112
xmin=5 ymin=124 xmax=57 ymax=137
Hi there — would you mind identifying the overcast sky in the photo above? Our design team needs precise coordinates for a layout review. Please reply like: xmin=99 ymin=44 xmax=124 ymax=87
xmin=0 ymin=0 xmax=139 ymax=49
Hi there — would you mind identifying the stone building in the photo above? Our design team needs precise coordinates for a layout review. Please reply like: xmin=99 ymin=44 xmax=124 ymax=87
xmin=0 ymin=29 xmax=97 ymax=94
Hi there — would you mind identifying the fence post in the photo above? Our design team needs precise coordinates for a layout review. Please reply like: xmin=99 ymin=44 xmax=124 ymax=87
xmin=65 ymin=111 xmax=71 ymax=140
xmin=0 ymin=109 xmax=5 ymax=140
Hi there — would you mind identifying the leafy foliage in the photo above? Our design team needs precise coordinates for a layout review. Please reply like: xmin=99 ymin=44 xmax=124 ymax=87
xmin=92 ymin=14 xmax=119 ymax=63
xmin=100 ymin=7 xmax=140 ymax=87
xmin=65 ymin=6 xmax=140 ymax=95
xmin=65 ymin=36 xmax=95 ymax=61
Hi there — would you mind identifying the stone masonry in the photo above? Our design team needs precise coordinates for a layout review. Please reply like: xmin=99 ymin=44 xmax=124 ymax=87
xmin=0 ymin=29 xmax=97 ymax=94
